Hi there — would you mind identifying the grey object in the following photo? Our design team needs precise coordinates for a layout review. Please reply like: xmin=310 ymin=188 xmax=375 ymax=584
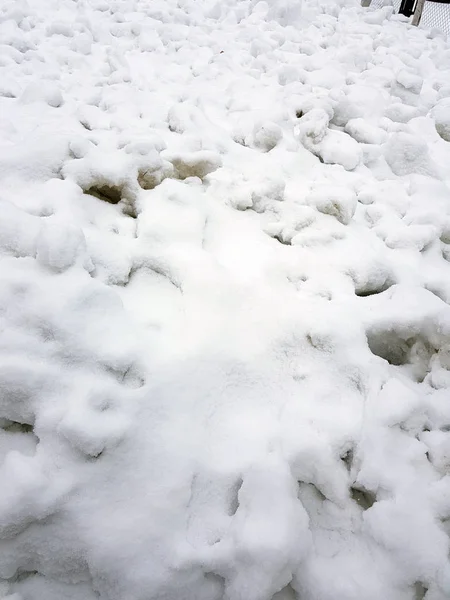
xmin=365 ymin=0 xmax=450 ymax=35
xmin=412 ymin=0 xmax=426 ymax=25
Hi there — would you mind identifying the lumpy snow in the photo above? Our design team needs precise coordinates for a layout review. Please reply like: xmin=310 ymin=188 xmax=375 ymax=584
xmin=0 ymin=0 xmax=450 ymax=599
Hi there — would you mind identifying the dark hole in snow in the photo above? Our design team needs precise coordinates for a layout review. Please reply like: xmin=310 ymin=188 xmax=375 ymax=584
xmin=366 ymin=331 xmax=414 ymax=366
xmin=355 ymin=280 xmax=393 ymax=297
xmin=87 ymin=449 xmax=104 ymax=461
xmin=204 ymin=572 xmax=225 ymax=594
xmin=298 ymin=481 xmax=327 ymax=502
xmin=413 ymin=582 xmax=428 ymax=600
xmin=79 ymin=119 xmax=92 ymax=131
xmin=12 ymin=569 xmax=39 ymax=583
xmin=340 ymin=448 xmax=354 ymax=472
xmin=273 ymin=233 xmax=292 ymax=246
xmin=350 ymin=486 xmax=376 ymax=510
xmin=272 ymin=582 xmax=297 ymax=600
xmin=2 ymin=420 xmax=34 ymax=434
xmin=86 ymin=184 xmax=122 ymax=204
xmin=0 ymin=89 xmax=18 ymax=99
xmin=441 ymin=518 xmax=450 ymax=537
xmin=227 ymin=478 xmax=243 ymax=516
xmin=367 ymin=330 xmax=436 ymax=383
xmin=421 ymin=425 xmax=431 ymax=433
xmin=296 ymin=110 xmax=304 ymax=119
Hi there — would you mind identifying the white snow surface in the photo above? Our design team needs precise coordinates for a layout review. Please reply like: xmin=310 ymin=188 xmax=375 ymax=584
xmin=0 ymin=0 xmax=450 ymax=599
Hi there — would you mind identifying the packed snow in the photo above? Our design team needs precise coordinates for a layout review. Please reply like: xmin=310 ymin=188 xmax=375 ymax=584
xmin=0 ymin=0 xmax=450 ymax=599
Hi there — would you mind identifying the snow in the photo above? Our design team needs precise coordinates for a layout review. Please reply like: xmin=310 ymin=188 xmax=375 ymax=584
xmin=0 ymin=0 xmax=450 ymax=599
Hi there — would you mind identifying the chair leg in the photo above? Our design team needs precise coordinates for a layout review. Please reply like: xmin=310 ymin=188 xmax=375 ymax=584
xmin=412 ymin=0 xmax=425 ymax=25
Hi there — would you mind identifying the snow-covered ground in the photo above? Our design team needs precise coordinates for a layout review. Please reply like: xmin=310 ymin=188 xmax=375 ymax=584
xmin=1 ymin=0 xmax=450 ymax=599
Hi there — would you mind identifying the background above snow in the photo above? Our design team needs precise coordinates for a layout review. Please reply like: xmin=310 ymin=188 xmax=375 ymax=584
xmin=1 ymin=0 xmax=450 ymax=599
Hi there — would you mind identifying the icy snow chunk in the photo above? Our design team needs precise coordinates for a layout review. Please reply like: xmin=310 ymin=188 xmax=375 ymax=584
xmin=384 ymin=133 xmax=437 ymax=177
xmin=230 ymin=185 xmax=270 ymax=215
xmin=437 ymin=84 xmax=450 ymax=102
xmin=0 ymin=76 xmax=21 ymax=99
xmin=209 ymin=456 xmax=311 ymax=600
xmin=293 ymin=95 xmax=334 ymax=121
xmin=291 ymin=227 xmax=345 ymax=248
xmin=285 ymin=426 xmax=351 ymax=505
xmin=297 ymin=107 xmax=361 ymax=169
xmin=422 ymin=430 xmax=450 ymax=473
xmin=19 ymin=82 xmax=63 ymax=108
xmin=167 ymin=102 xmax=206 ymax=134
xmin=46 ymin=21 xmax=74 ymax=37
xmin=396 ymin=70 xmax=423 ymax=95
xmin=58 ymin=385 xmax=131 ymax=458
xmin=36 ymin=216 xmax=92 ymax=273
xmin=374 ymin=378 xmax=423 ymax=428
xmin=306 ymin=186 xmax=357 ymax=225
xmin=431 ymin=99 xmax=450 ymax=142
xmin=363 ymin=498 xmax=449 ymax=584
xmin=0 ymin=426 xmax=37 ymax=462
xmin=267 ymin=0 xmax=302 ymax=26
xmin=363 ymin=5 xmax=394 ymax=24
xmin=0 ymin=452 xmax=72 ymax=539
xmin=134 ymin=151 xmax=173 ymax=190
xmin=70 ymin=32 xmax=93 ymax=55
xmin=0 ymin=362 xmax=37 ymax=427
xmin=123 ymin=137 xmax=167 ymax=155
xmin=138 ymin=29 xmax=163 ymax=52
xmin=251 ymin=179 xmax=285 ymax=213
xmin=0 ymin=135 xmax=70 ymax=183
xmin=165 ymin=151 xmax=222 ymax=180
xmin=384 ymin=224 xmax=438 ymax=251
xmin=332 ymin=85 xmax=387 ymax=126
xmin=357 ymin=180 xmax=409 ymax=216
xmin=78 ymin=105 xmax=110 ymax=131
xmin=384 ymin=103 xmax=420 ymax=124
xmin=348 ymin=258 xmax=395 ymax=297
xmin=252 ymin=122 xmax=283 ymax=152
xmin=297 ymin=108 xmax=330 ymax=151
xmin=85 ymin=230 xmax=133 ymax=286
xmin=391 ymin=70 xmax=423 ymax=107
xmin=0 ymin=44 xmax=23 ymax=64
xmin=0 ymin=200 xmax=40 ymax=258
xmin=69 ymin=137 xmax=94 ymax=159
xmin=319 ymin=130 xmax=362 ymax=171
xmin=306 ymin=67 xmax=345 ymax=90
xmin=345 ymin=119 xmax=387 ymax=145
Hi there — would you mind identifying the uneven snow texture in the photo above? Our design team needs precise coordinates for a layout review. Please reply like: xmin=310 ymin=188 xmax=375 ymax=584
xmin=1 ymin=0 xmax=450 ymax=599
